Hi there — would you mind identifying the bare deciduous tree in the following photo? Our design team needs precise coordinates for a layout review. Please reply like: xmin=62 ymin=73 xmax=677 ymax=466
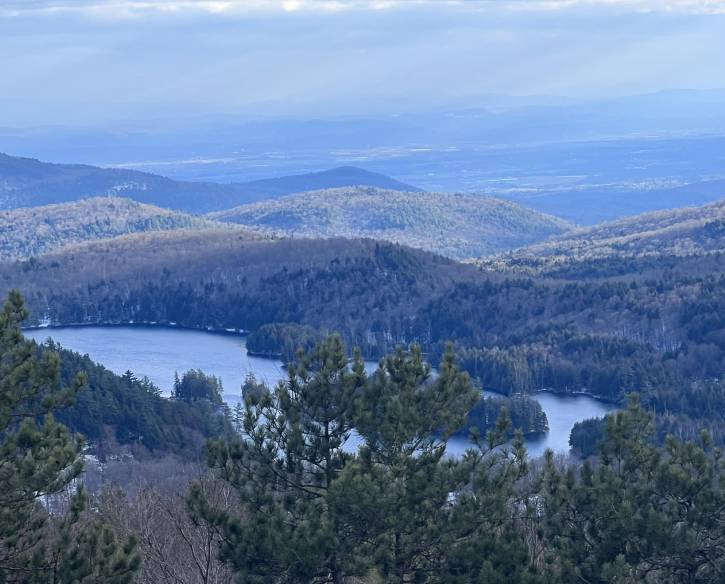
xmin=95 ymin=463 xmax=235 ymax=584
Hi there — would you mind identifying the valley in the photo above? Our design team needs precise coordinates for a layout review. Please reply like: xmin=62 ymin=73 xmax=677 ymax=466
xmin=2 ymin=140 xmax=724 ymax=583
xmin=2 ymin=79 xmax=725 ymax=584
xmin=3 ymin=3 xmax=725 ymax=581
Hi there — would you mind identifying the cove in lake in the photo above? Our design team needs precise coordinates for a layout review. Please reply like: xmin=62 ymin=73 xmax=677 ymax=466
xmin=25 ymin=326 xmax=617 ymax=458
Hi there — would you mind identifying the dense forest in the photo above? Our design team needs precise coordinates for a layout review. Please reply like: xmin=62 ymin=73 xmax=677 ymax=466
xmin=482 ymin=198 xmax=725 ymax=268
xmin=0 ymin=197 xmax=243 ymax=260
xmin=4 ymin=1 xmax=725 ymax=579
xmin=47 ymin=342 xmax=232 ymax=457
xmin=4 ymin=225 xmax=725 ymax=451
xmin=3 ymin=232 xmax=468 ymax=347
xmin=2 ymin=300 xmax=723 ymax=583
xmin=209 ymin=186 xmax=570 ymax=259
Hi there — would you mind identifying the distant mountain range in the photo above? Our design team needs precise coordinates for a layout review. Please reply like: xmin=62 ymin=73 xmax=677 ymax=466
xmin=0 ymin=152 xmax=419 ymax=213
xmin=5 ymin=90 xmax=725 ymax=169
xmin=0 ymin=197 xmax=247 ymax=261
xmin=11 ymin=151 xmax=724 ymax=265
xmin=484 ymin=198 xmax=725 ymax=272
xmin=209 ymin=186 xmax=571 ymax=259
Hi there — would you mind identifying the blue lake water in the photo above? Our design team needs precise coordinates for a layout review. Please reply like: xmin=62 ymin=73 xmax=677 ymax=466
xmin=25 ymin=326 xmax=617 ymax=458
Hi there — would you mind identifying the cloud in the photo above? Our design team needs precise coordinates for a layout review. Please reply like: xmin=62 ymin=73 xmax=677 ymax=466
xmin=0 ymin=0 xmax=356 ymax=19
xmin=1 ymin=0 xmax=724 ymax=125
xmin=2 ymin=0 xmax=725 ymax=19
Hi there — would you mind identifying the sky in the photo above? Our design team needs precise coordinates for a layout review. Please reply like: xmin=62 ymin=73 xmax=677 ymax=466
xmin=1 ymin=0 xmax=725 ymax=125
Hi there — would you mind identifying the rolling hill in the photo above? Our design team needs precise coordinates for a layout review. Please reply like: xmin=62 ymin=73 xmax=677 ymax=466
xmin=484 ymin=198 xmax=725 ymax=272
xmin=4 ymin=227 xmax=725 ymax=441
xmin=4 ymin=223 xmax=725 ymax=446
xmin=209 ymin=186 xmax=572 ymax=259
xmin=0 ymin=197 xmax=249 ymax=261
xmin=3 ymin=231 xmax=473 ymax=345
xmin=0 ymin=152 xmax=420 ymax=213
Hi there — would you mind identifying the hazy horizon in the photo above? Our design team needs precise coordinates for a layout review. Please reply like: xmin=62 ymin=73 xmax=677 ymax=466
xmin=2 ymin=1 xmax=725 ymax=126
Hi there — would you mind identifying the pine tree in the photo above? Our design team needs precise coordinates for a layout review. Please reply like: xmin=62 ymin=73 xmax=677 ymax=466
xmin=172 ymin=369 xmax=223 ymax=404
xmin=542 ymin=395 xmax=725 ymax=583
xmin=172 ymin=371 xmax=180 ymax=399
xmin=0 ymin=291 xmax=141 ymax=582
xmin=121 ymin=370 xmax=138 ymax=386
xmin=437 ymin=423 xmax=547 ymax=584
xmin=193 ymin=338 xmax=628 ymax=583
xmin=188 ymin=334 xmax=366 ymax=583
xmin=231 ymin=402 xmax=245 ymax=434
xmin=340 ymin=344 xmax=480 ymax=583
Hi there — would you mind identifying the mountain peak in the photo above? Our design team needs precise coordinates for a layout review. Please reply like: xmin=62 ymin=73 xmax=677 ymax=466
xmin=0 ymin=152 xmax=420 ymax=213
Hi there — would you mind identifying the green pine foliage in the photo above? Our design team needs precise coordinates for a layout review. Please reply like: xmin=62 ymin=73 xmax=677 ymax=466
xmin=189 ymin=335 xmax=367 ymax=583
xmin=189 ymin=336 xmax=554 ymax=583
xmin=188 ymin=336 xmax=725 ymax=583
xmin=0 ymin=291 xmax=140 ymax=582
xmin=171 ymin=369 xmax=224 ymax=404
xmin=542 ymin=396 xmax=725 ymax=582
xmin=45 ymin=344 xmax=231 ymax=456
xmin=342 ymin=344 xmax=480 ymax=582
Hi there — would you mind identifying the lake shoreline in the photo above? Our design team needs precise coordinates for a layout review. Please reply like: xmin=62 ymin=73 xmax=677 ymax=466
xmin=25 ymin=323 xmax=620 ymax=408
xmin=534 ymin=387 xmax=620 ymax=405
xmin=24 ymin=325 xmax=618 ymax=457
xmin=486 ymin=387 xmax=620 ymax=408
xmin=22 ymin=321 xmax=249 ymax=337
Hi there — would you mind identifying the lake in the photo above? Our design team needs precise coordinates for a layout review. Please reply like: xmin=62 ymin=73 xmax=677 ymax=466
xmin=25 ymin=326 xmax=617 ymax=458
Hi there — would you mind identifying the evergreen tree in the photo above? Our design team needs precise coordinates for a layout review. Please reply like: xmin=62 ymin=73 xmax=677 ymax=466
xmin=137 ymin=375 xmax=162 ymax=397
xmin=231 ymin=402 xmax=245 ymax=434
xmin=171 ymin=369 xmax=224 ymax=404
xmin=542 ymin=395 xmax=725 ymax=583
xmin=190 ymin=338 xmax=552 ymax=583
xmin=0 ymin=291 xmax=140 ymax=582
xmin=339 ymin=345 xmax=480 ymax=583
xmin=121 ymin=370 xmax=138 ymax=386
xmin=189 ymin=335 xmax=366 ymax=583
xmin=435 ymin=412 xmax=550 ymax=584
xmin=240 ymin=372 xmax=266 ymax=403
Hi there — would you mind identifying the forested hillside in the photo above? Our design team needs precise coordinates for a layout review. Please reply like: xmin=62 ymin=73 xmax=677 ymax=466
xmin=47 ymin=341 xmax=232 ymax=457
xmin=4 ymin=228 xmax=725 ymax=450
xmin=485 ymin=198 xmax=725 ymax=272
xmin=0 ymin=152 xmax=418 ymax=212
xmin=209 ymin=186 xmax=571 ymax=259
xmin=0 ymin=197 xmax=247 ymax=260
xmin=5 ymin=231 xmax=470 ymax=347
